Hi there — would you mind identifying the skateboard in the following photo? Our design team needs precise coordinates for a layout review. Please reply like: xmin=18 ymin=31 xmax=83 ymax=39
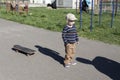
xmin=13 ymin=45 xmax=36 ymax=56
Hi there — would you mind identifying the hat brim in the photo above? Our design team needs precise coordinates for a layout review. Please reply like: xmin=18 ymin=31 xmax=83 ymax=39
xmin=70 ymin=18 xmax=77 ymax=21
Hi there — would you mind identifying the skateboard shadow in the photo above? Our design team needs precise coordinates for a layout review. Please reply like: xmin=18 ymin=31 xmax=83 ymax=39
xmin=35 ymin=45 xmax=64 ymax=65
xmin=76 ymin=56 xmax=120 ymax=80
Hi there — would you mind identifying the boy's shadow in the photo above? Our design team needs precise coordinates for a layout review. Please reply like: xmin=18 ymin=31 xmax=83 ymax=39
xmin=76 ymin=56 xmax=120 ymax=80
xmin=35 ymin=45 xmax=64 ymax=65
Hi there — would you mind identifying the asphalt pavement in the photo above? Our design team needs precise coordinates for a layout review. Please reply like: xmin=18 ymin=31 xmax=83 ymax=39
xmin=0 ymin=18 xmax=120 ymax=80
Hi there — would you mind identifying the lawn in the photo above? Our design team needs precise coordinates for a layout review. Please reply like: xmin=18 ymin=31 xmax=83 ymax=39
xmin=0 ymin=7 xmax=120 ymax=45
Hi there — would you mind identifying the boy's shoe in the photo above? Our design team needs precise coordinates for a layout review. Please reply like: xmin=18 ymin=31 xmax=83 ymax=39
xmin=64 ymin=64 xmax=70 ymax=68
xmin=68 ymin=62 xmax=77 ymax=65
xmin=71 ymin=62 xmax=77 ymax=65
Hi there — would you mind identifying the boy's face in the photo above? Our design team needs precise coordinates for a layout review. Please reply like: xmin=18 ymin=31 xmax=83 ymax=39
xmin=67 ymin=20 xmax=75 ymax=26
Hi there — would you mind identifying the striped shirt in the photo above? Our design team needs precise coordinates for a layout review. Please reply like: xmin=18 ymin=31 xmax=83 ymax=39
xmin=62 ymin=25 xmax=79 ymax=44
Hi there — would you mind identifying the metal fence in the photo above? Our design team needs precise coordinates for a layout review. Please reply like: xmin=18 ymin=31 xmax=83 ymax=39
xmin=102 ymin=2 xmax=120 ymax=15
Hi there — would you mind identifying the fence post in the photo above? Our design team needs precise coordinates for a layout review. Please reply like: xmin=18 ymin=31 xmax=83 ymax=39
xmin=80 ymin=0 xmax=82 ymax=29
xmin=99 ymin=0 xmax=102 ymax=26
xmin=115 ymin=0 xmax=118 ymax=16
xmin=111 ymin=0 xmax=115 ymax=28
xmin=90 ymin=0 xmax=94 ymax=32
xmin=76 ymin=0 xmax=78 ymax=13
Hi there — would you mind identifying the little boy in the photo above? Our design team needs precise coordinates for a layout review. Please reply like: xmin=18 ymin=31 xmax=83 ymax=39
xmin=62 ymin=13 xmax=79 ymax=68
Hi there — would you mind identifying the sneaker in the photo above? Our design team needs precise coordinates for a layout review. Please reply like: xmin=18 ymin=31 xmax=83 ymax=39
xmin=71 ymin=62 xmax=77 ymax=65
xmin=65 ymin=64 xmax=70 ymax=68
xmin=68 ymin=62 xmax=71 ymax=65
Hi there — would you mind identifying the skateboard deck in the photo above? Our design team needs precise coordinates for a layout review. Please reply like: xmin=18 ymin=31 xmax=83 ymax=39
xmin=13 ymin=45 xmax=36 ymax=56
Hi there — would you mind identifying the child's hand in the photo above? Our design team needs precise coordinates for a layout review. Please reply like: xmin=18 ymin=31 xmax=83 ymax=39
xmin=76 ymin=42 xmax=79 ymax=44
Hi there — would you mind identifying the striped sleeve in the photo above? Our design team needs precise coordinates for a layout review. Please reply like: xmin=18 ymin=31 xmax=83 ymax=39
xmin=62 ymin=27 xmax=68 ymax=44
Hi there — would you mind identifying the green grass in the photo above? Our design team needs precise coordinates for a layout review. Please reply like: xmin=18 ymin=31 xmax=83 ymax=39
xmin=0 ymin=7 xmax=120 ymax=45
